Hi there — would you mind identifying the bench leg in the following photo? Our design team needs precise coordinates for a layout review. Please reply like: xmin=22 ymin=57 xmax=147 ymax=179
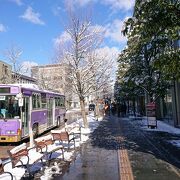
xmin=61 ymin=148 xmax=64 ymax=160
xmin=68 ymin=142 xmax=70 ymax=150
xmin=49 ymin=152 xmax=53 ymax=160
xmin=3 ymin=172 xmax=13 ymax=180
xmin=73 ymin=139 xmax=75 ymax=149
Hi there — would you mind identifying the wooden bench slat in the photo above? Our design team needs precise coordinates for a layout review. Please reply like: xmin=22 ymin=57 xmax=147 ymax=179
xmin=35 ymin=136 xmax=64 ymax=160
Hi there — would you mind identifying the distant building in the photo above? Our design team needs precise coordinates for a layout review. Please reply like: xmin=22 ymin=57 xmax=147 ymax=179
xmin=31 ymin=63 xmax=69 ymax=93
xmin=31 ymin=63 xmax=78 ymax=108
xmin=0 ymin=60 xmax=37 ymax=85
xmin=12 ymin=72 xmax=37 ymax=84
xmin=0 ymin=60 xmax=12 ymax=83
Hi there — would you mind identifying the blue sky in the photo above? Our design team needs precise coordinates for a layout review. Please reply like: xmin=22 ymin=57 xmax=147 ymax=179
xmin=0 ymin=0 xmax=135 ymax=68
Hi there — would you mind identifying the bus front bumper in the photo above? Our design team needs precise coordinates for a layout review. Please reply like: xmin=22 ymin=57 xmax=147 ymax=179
xmin=0 ymin=135 xmax=20 ymax=143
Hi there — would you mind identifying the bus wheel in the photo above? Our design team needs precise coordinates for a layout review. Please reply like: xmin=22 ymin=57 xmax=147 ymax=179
xmin=32 ymin=124 xmax=38 ymax=138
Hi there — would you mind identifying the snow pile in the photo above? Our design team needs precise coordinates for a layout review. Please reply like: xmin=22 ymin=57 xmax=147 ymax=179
xmin=10 ymin=143 xmax=26 ymax=154
xmin=168 ymin=140 xmax=180 ymax=148
xmin=139 ymin=118 xmax=180 ymax=135
xmin=137 ymin=118 xmax=180 ymax=148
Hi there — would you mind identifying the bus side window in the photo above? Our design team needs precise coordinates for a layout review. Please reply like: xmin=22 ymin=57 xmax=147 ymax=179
xmin=37 ymin=94 xmax=41 ymax=108
xmin=41 ymin=93 xmax=46 ymax=108
xmin=0 ymin=102 xmax=7 ymax=118
xmin=22 ymin=106 xmax=25 ymax=112
xmin=32 ymin=94 xmax=36 ymax=109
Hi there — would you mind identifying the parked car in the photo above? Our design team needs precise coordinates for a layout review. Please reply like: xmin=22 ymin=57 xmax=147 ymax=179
xmin=89 ymin=103 xmax=95 ymax=111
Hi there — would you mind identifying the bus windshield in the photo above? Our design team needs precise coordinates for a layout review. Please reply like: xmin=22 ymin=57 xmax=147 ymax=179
xmin=0 ymin=95 xmax=20 ymax=119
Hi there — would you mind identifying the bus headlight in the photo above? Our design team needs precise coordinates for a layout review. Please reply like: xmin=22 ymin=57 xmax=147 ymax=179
xmin=6 ymin=130 xmax=16 ymax=134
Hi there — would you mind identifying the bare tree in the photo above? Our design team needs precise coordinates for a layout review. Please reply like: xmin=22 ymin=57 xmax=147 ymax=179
xmin=55 ymin=11 xmax=113 ymax=128
xmin=4 ymin=45 xmax=28 ymax=83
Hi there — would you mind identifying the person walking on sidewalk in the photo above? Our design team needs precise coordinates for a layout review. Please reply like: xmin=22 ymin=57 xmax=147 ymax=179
xmin=104 ymin=103 xmax=110 ymax=116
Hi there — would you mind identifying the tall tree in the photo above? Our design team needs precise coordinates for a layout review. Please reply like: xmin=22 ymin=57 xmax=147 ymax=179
xmin=123 ymin=0 xmax=180 ymax=79
xmin=56 ymin=10 xmax=113 ymax=128
xmin=118 ymin=0 xmax=180 ymax=102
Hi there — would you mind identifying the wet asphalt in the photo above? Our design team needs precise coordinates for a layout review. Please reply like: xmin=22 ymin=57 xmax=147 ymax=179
xmin=60 ymin=116 xmax=120 ymax=180
xmin=33 ymin=115 xmax=180 ymax=180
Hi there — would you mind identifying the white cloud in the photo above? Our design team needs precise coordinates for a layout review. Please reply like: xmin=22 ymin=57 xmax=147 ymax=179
xmin=105 ymin=19 xmax=127 ymax=43
xmin=21 ymin=61 xmax=38 ymax=76
xmin=53 ymin=25 xmax=105 ymax=49
xmin=74 ymin=0 xmax=92 ymax=6
xmin=22 ymin=61 xmax=38 ymax=68
xmin=103 ymin=0 xmax=135 ymax=11
xmin=95 ymin=46 xmax=120 ymax=81
xmin=20 ymin=6 xmax=45 ymax=25
xmin=67 ymin=0 xmax=134 ymax=11
xmin=95 ymin=46 xmax=119 ymax=60
xmin=0 ymin=24 xmax=7 ymax=32
xmin=53 ymin=31 xmax=71 ymax=47
xmin=89 ymin=24 xmax=105 ymax=33
xmin=9 ymin=0 xmax=23 ymax=6
xmin=65 ymin=0 xmax=93 ymax=7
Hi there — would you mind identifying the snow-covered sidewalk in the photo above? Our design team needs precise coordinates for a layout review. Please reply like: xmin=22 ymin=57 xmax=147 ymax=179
xmin=130 ymin=117 xmax=180 ymax=148
xmin=0 ymin=114 xmax=103 ymax=180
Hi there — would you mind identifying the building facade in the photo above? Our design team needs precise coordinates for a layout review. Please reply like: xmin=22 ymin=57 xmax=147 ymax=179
xmin=0 ymin=60 xmax=37 ymax=85
xmin=12 ymin=72 xmax=37 ymax=84
xmin=0 ymin=60 xmax=12 ymax=84
xmin=31 ymin=63 xmax=69 ymax=94
xmin=31 ymin=63 xmax=78 ymax=109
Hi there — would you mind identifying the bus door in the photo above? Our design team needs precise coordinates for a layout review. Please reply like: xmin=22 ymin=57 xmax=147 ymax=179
xmin=47 ymin=97 xmax=54 ymax=127
xmin=21 ymin=96 xmax=29 ymax=136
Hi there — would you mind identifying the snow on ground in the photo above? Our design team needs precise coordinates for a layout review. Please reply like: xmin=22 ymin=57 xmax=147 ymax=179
xmin=0 ymin=113 xmax=102 ymax=180
xmin=133 ymin=117 xmax=180 ymax=149
xmin=168 ymin=140 xmax=180 ymax=148
xmin=138 ymin=117 xmax=180 ymax=135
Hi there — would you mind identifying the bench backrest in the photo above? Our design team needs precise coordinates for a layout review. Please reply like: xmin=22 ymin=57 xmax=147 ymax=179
xmin=51 ymin=131 xmax=69 ymax=142
xmin=7 ymin=144 xmax=28 ymax=168
xmin=35 ymin=137 xmax=54 ymax=150
xmin=60 ymin=132 xmax=69 ymax=141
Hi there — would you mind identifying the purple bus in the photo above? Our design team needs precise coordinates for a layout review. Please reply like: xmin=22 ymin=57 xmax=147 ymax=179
xmin=0 ymin=84 xmax=66 ymax=143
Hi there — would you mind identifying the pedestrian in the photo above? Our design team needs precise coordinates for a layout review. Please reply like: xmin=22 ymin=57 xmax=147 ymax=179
xmin=122 ymin=103 xmax=127 ymax=117
xmin=117 ymin=102 xmax=120 ymax=117
xmin=111 ymin=102 xmax=116 ymax=115
xmin=99 ymin=103 xmax=104 ymax=117
xmin=104 ymin=103 xmax=110 ymax=116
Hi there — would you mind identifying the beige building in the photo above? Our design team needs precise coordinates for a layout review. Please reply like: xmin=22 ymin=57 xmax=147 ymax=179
xmin=0 ymin=60 xmax=37 ymax=85
xmin=12 ymin=72 xmax=37 ymax=84
xmin=0 ymin=60 xmax=12 ymax=83
xmin=31 ymin=63 xmax=76 ymax=108
xmin=31 ymin=63 xmax=70 ymax=94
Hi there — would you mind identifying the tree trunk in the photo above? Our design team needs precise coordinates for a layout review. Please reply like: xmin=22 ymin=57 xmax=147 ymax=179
xmin=95 ymin=101 xmax=99 ymax=120
xmin=80 ymin=98 xmax=88 ymax=128
xmin=29 ymin=119 xmax=34 ymax=148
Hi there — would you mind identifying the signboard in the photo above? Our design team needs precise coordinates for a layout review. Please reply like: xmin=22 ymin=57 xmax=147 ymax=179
xmin=146 ymin=102 xmax=157 ymax=128
xmin=10 ymin=87 xmax=19 ymax=93
xmin=18 ymin=98 xmax=23 ymax=107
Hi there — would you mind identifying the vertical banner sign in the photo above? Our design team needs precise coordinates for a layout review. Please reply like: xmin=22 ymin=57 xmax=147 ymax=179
xmin=146 ymin=102 xmax=157 ymax=128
